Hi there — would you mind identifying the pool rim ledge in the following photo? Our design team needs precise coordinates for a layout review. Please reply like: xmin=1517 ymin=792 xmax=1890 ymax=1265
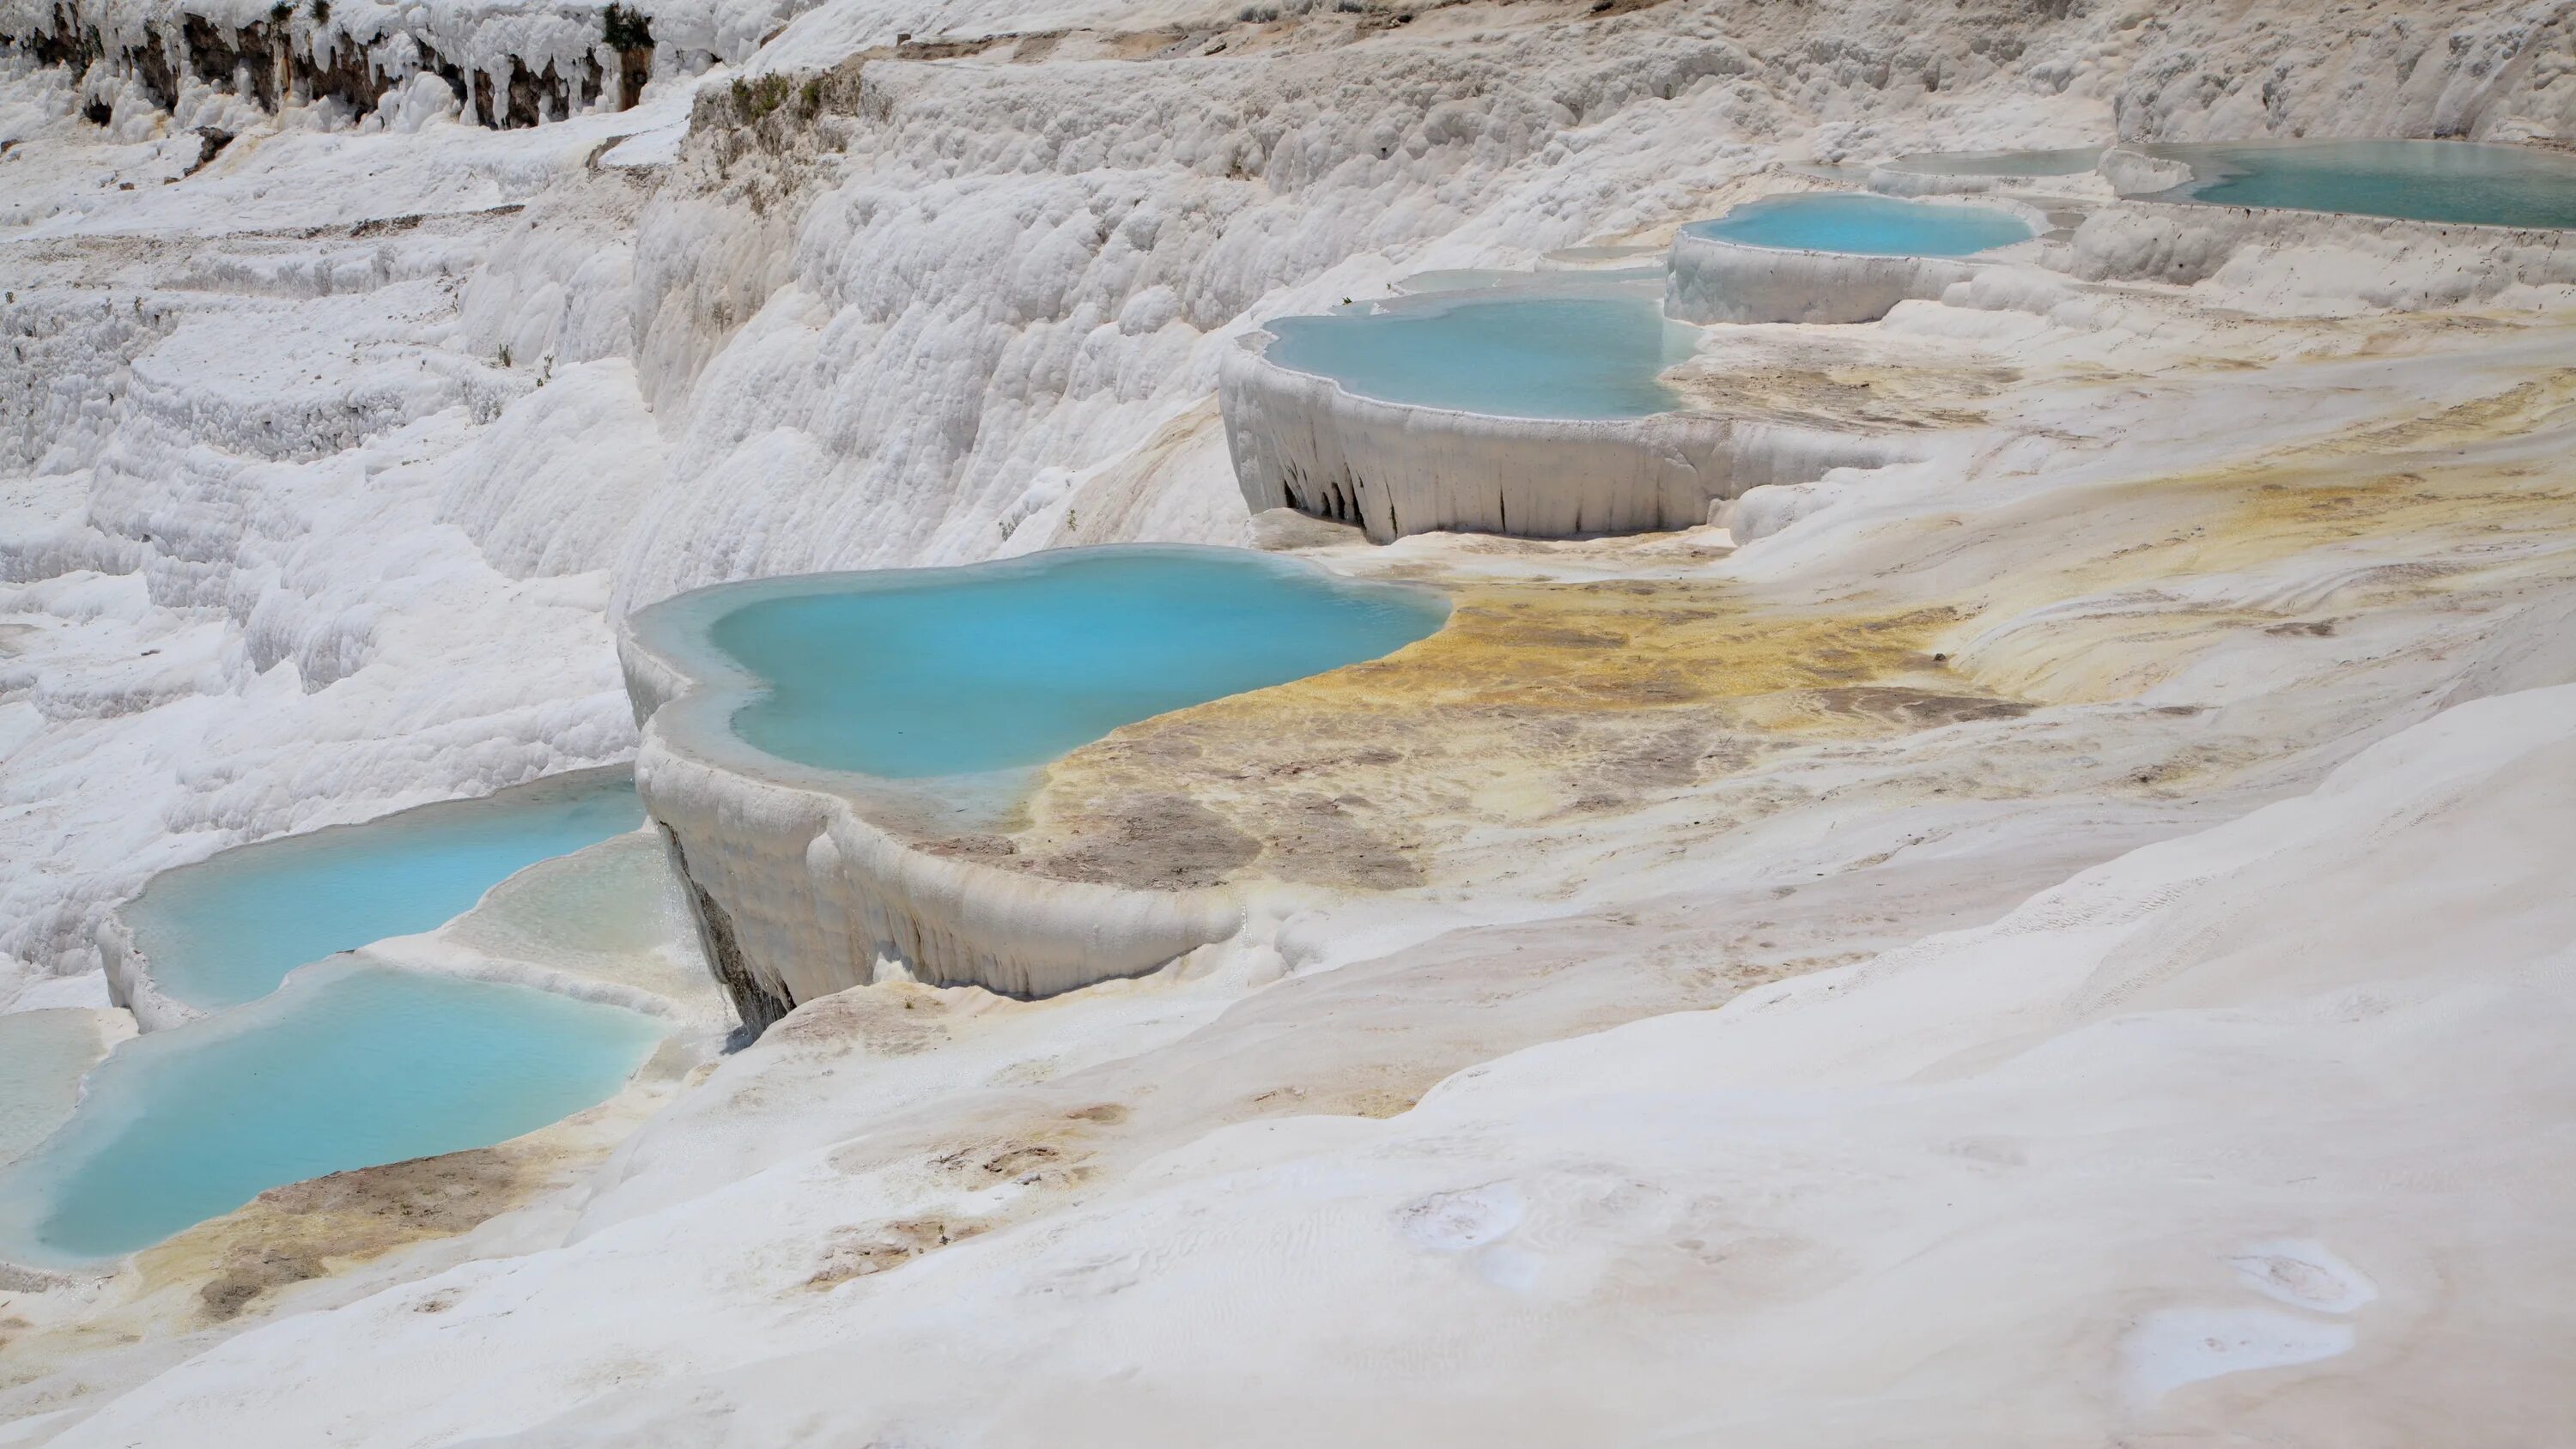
xmin=617 ymin=545 xmax=1444 ymax=1030
xmin=1220 ymin=324 xmax=1911 ymax=543
xmin=1662 ymin=191 xmax=2050 ymax=325
xmin=96 ymin=763 xmax=644 ymax=1034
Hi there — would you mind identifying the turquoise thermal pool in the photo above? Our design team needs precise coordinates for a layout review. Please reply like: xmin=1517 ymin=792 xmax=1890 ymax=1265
xmin=1260 ymin=289 xmax=1698 ymax=420
xmin=0 ymin=962 xmax=666 ymax=1262
xmin=684 ymin=547 xmax=1448 ymax=780
xmin=1681 ymin=193 xmax=2036 ymax=257
xmin=125 ymin=770 xmax=643 ymax=1009
xmin=2139 ymin=139 xmax=2576 ymax=229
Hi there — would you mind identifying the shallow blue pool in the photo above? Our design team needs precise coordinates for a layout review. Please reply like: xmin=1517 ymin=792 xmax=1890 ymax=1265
xmin=126 ymin=771 xmax=642 ymax=1009
xmin=704 ymin=549 xmax=1447 ymax=779
xmin=1262 ymin=289 xmax=1698 ymax=420
xmin=1682 ymin=193 xmax=2036 ymax=257
xmin=2142 ymin=140 xmax=2576 ymax=229
xmin=0 ymin=962 xmax=666 ymax=1262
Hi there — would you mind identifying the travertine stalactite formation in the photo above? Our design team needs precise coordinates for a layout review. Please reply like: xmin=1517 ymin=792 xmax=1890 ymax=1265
xmin=1221 ymin=336 xmax=1911 ymax=542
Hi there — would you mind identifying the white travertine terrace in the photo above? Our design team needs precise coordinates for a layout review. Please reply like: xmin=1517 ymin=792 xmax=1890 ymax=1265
xmin=2095 ymin=145 xmax=2196 ymax=197
xmin=1864 ymin=167 xmax=2117 ymax=202
xmin=14 ymin=0 xmax=2576 ymax=1432
xmin=93 ymin=916 xmax=201 ymax=1035
xmin=2065 ymin=198 xmax=2576 ymax=299
xmin=1662 ymin=197 xmax=2050 ymax=325
xmin=617 ymin=573 xmax=1252 ymax=1029
xmin=1220 ymin=330 xmax=1911 ymax=543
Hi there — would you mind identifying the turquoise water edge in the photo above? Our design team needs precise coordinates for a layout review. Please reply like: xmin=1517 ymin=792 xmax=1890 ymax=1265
xmin=0 ymin=772 xmax=667 ymax=1263
xmin=0 ymin=962 xmax=665 ymax=1263
xmin=1263 ymin=289 xmax=1698 ymax=420
xmin=2143 ymin=139 xmax=2576 ymax=229
xmin=708 ymin=548 xmax=1449 ymax=780
xmin=126 ymin=771 xmax=643 ymax=1009
xmin=1683 ymin=193 xmax=2036 ymax=257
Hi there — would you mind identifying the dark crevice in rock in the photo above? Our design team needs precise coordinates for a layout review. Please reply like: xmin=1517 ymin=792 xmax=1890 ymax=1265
xmin=658 ymin=823 xmax=792 ymax=1043
xmin=181 ymin=124 xmax=232 ymax=173
xmin=1 ymin=2 xmax=659 ymax=131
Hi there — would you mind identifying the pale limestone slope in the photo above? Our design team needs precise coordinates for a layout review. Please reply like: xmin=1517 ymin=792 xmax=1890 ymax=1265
xmin=41 ymin=685 xmax=2573 ymax=1446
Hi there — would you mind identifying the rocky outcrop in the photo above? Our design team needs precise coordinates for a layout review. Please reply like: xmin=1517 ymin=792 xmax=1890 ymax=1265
xmin=0 ymin=0 xmax=659 ymax=130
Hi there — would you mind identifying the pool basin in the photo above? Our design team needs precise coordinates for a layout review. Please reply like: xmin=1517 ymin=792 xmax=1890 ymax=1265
xmin=1260 ymin=289 xmax=1698 ymax=421
xmin=1664 ymin=193 xmax=2040 ymax=325
xmin=620 ymin=546 xmax=1449 ymax=1019
xmin=1680 ymin=193 xmax=2038 ymax=257
xmin=0 ymin=961 xmax=665 ymax=1264
xmin=673 ymin=548 xmax=1445 ymax=783
xmin=1224 ymin=277 xmax=1906 ymax=540
xmin=2137 ymin=140 xmax=2576 ymax=230
xmin=114 ymin=769 xmax=642 ymax=1016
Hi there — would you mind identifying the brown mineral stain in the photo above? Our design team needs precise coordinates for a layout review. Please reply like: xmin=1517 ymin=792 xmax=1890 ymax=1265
xmin=133 ymin=1145 xmax=561 ymax=1325
xmin=766 ymin=981 xmax=956 ymax=1054
xmin=806 ymin=1216 xmax=988 ymax=1288
xmin=999 ymin=579 xmax=2002 ymax=891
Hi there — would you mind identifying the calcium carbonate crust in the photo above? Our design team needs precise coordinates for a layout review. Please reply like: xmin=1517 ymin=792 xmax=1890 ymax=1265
xmin=1662 ymin=195 xmax=2051 ymax=325
xmin=617 ymin=561 xmax=1261 ymax=1029
xmin=1220 ymin=330 xmax=1911 ymax=543
xmin=93 ymin=915 xmax=204 ymax=1035
xmin=88 ymin=765 xmax=667 ymax=1034
xmin=2065 ymin=197 xmax=2576 ymax=301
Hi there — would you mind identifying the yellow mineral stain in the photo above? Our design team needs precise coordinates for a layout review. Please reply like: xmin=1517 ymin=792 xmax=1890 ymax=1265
xmin=1010 ymin=579 xmax=2013 ymax=889
xmin=1938 ymin=374 xmax=2576 ymax=705
xmin=975 ymin=361 xmax=2576 ymax=895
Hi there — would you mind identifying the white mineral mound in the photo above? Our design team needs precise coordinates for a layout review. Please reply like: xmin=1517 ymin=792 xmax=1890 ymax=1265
xmin=53 ymin=682 xmax=2572 ymax=1445
xmin=2 ymin=0 xmax=2573 ymax=1440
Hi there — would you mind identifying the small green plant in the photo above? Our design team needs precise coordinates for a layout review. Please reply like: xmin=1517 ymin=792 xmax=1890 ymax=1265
xmin=310 ymin=0 xmax=329 ymax=22
xmin=497 ymin=343 xmax=512 ymax=367
xmin=728 ymin=73 xmax=801 ymax=123
xmin=602 ymin=3 xmax=653 ymax=51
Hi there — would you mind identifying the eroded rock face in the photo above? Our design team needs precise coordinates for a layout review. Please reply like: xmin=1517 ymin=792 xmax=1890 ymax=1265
xmin=3 ymin=0 xmax=653 ymax=132
xmin=658 ymin=824 xmax=791 ymax=1035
